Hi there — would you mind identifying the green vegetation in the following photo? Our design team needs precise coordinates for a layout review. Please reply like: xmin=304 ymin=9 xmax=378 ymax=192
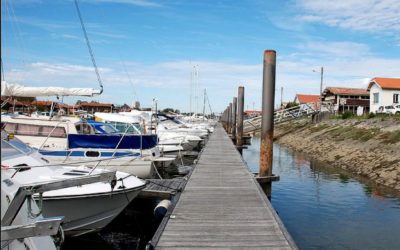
xmin=379 ymin=131 xmax=400 ymax=144
xmin=341 ymin=111 xmax=353 ymax=119
xmin=309 ymin=124 xmax=330 ymax=133
xmin=368 ymin=112 xmax=376 ymax=119
xmin=328 ymin=126 xmax=380 ymax=142
xmin=285 ymin=102 xmax=299 ymax=109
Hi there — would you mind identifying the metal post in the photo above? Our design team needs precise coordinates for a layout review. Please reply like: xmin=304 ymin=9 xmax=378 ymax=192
xmin=280 ymin=86 xmax=283 ymax=109
xmin=320 ymin=67 xmax=323 ymax=111
xmin=259 ymin=50 xmax=276 ymax=198
xmin=236 ymin=86 xmax=244 ymax=149
xmin=232 ymin=97 xmax=237 ymax=139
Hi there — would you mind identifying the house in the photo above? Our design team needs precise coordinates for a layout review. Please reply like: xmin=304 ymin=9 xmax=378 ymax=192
xmin=244 ymin=110 xmax=261 ymax=118
xmin=1 ymin=97 xmax=30 ymax=113
xmin=321 ymin=87 xmax=369 ymax=114
xmin=367 ymin=77 xmax=400 ymax=113
xmin=78 ymin=101 xmax=114 ymax=114
xmin=294 ymin=94 xmax=320 ymax=110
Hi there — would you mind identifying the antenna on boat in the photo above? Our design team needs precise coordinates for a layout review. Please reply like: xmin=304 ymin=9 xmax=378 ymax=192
xmin=74 ymin=0 xmax=103 ymax=95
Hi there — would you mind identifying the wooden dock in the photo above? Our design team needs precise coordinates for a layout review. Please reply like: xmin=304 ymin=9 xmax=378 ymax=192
xmin=150 ymin=125 xmax=297 ymax=249
xmin=139 ymin=178 xmax=187 ymax=199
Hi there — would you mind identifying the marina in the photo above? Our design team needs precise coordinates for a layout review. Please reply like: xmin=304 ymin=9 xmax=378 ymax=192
xmin=2 ymin=1 xmax=400 ymax=249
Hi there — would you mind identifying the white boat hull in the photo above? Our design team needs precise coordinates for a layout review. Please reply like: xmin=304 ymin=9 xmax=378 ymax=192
xmin=41 ymin=187 xmax=142 ymax=237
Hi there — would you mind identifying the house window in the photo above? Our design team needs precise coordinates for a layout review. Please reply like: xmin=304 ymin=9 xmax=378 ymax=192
xmin=373 ymin=93 xmax=379 ymax=104
xmin=394 ymin=94 xmax=399 ymax=104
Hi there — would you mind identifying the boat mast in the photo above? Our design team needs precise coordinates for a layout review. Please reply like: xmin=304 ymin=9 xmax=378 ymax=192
xmin=189 ymin=65 xmax=193 ymax=117
xmin=202 ymin=88 xmax=206 ymax=120
xmin=74 ymin=0 xmax=103 ymax=95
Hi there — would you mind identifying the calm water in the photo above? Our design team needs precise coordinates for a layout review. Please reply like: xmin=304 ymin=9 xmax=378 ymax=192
xmin=243 ymin=136 xmax=400 ymax=250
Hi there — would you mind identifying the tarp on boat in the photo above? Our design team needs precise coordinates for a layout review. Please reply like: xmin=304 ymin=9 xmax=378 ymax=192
xmin=1 ymin=81 xmax=99 ymax=97
xmin=68 ymin=134 xmax=158 ymax=149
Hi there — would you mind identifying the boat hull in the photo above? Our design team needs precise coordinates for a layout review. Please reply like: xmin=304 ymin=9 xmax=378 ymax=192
xmin=41 ymin=188 xmax=142 ymax=237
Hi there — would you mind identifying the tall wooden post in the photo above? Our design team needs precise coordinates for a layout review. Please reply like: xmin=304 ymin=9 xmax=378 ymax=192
xmin=232 ymin=97 xmax=237 ymax=139
xmin=224 ymin=108 xmax=228 ymax=131
xmin=228 ymin=103 xmax=232 ymax=134
xmin=259 ymin=50 xmax=276 ymax=198
xmin=236 ymin=86 xmax=244 ymax=151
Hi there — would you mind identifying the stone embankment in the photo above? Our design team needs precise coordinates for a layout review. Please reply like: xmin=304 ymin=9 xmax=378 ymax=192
xmin=273 ymin=116 xmax=400 ymax=191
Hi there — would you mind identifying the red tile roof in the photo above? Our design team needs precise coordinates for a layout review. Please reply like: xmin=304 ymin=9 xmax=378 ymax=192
xmin=31 ymin=100 xmax=54 ymax=106
xmin=79 ymin=102 xmax=113 ymax=107
xmin=324 ymin=87 xmax=369 ymax=96
xmin=296 ymin=94 xmax=320 ymax=103
xmin=368 ymin=77 xmax=400 ymax=90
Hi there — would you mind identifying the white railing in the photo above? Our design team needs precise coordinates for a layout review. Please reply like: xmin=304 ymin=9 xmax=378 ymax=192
xmin=243 ymin=104 xmax=320 ymax=133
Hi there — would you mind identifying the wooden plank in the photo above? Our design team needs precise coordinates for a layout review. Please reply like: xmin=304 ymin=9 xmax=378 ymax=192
xmin=151 ymin=125 xmax=297 ymax=250
xmin=139 ymin=179 xmax=186 ymax=199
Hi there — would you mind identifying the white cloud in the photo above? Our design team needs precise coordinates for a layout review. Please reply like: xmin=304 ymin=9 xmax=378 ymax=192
xmin=84 ymin=0 xmax=162 ymax=7
xmin=296 ymin=41 xmax=370 ymax=57
xmin=4 ymin=52 xmax=400 ymax=112
xmin=296 ymin=0 xmax=400 ymax=35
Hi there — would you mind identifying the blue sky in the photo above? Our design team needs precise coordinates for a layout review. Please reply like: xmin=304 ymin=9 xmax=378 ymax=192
xmin=2 ymin=0 xmax=400 ymax=113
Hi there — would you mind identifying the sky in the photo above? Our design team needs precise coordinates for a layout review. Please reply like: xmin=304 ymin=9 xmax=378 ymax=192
xmin=2 ymin=0 xmax=400 ymax=113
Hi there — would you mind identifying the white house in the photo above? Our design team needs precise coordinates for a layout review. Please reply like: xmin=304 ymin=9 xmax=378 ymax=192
xmin=367 ymin=77 xmax=400 ymax=113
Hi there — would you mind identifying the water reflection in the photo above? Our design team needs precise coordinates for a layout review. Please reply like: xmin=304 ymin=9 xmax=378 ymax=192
xmin=243 ymin=136 xmax=400 ymax=250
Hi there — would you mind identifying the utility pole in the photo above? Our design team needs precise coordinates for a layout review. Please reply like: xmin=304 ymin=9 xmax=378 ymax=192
xmin=280 ymin=86 xmax=283 ymax=109
xmin=320 ymin=67 xmax=324 ymax=112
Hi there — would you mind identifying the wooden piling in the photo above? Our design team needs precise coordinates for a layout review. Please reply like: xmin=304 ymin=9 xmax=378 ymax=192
xmin=236 ymin=86 xmax=244 ymax=148
xmin=232 ymin=97 xmax=237 ymax=139
xmin=259 ymin=50 xmax=276 ymax=198
xmin=228 ymin=102 xmax=232 ymax=135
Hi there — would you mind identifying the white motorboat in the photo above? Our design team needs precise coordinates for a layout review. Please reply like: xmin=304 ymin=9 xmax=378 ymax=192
xmin=1 ymin=134 xmax=146 ymax=237
xmin=1 ymin=114 xmax=171 ymax=178
xmin=95 ymin=112 xmax=203 ymax=152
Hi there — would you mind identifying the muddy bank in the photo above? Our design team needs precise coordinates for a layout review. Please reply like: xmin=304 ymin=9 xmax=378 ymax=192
xmin=272 ymin=116 xmax=400 ymax=191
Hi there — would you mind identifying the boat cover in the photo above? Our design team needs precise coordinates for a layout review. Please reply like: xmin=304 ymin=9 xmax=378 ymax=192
xmin=68 ymin=134 xmax=158 ymax=149
xmin=1 ymin=81 xmax=99 ymax=97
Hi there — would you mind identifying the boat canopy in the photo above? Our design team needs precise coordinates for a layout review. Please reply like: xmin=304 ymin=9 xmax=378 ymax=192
xmin=94 ymin=112 xmax=142 ymax=124
xmin=119 ymin=110 xmax=152 ymax=121
xmin=68 ymin=134 xmax=158 ymax=150
xmin=1 ymin=81 xmax=100 ymax=97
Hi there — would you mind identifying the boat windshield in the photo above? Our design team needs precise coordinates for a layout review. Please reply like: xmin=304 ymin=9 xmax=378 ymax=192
xmin=1 ymin=137 xmax=32 ymax=159
xmin=112 ymin=122 xmax=143 ymax=134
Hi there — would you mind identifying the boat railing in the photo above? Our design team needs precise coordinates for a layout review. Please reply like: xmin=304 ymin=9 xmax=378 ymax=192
xmin=38 ymin=119 xmax=73 ymax=151
xmin=1 ymin=217 xmax=63 ymax=242
xmin=88 ymin=122 xmax=142 ymax=175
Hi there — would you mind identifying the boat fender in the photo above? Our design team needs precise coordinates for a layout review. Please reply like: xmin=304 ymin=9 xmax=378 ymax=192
xmin=154 ymin=199 xmax=171 ymax=219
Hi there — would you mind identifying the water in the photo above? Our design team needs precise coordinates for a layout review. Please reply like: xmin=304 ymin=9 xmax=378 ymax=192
xmin=243 ymin=136 xmax=400 ymax=250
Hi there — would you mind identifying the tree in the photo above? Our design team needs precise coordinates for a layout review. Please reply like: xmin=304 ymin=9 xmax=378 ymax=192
xmin=285 ymin=102 xmax=299 ymax=109
xmin=162 ymin=108 xmax=174 ymax=113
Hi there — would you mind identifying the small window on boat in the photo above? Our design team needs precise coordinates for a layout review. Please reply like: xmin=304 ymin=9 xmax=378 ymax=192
xmin=85 ymin=151 xmax=100 ymax=157
xmin=4 ymin=123 xmax=66 ymax=138
xmin=40 ymin=126 xmax=66 ymax=138
xmin=3 ymin=123 xmax=17 ymax=134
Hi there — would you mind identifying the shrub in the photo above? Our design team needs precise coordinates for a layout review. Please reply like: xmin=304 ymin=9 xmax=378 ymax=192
xmin=341 ymin=111 xmax=353 ymax=119
xmin=368 ymin=112 xmax=376 ymax=119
